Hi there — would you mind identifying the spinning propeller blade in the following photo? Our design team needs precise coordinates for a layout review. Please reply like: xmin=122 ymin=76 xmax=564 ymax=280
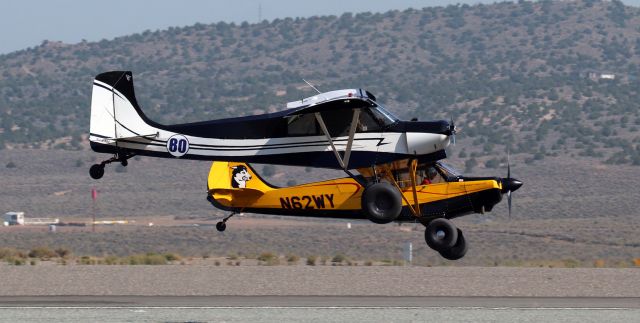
xmin=449 ymin=117 xmax=456 ymax=145
xmin=507 ymin=150 xmax=511 ymax=219
xmin=507 ymin=190 xmax=512 ymax=219
xmin=507 ymin=150 xmax=511 ymax=180
xmin=500 ymin=150 xmax=522 ymax=220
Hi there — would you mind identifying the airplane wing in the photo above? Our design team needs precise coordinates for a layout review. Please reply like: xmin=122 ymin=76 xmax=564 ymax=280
xmin=286 ymin=89 xmax=375 ymax=116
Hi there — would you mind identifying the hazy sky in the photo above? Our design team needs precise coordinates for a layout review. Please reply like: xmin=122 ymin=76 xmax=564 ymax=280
xmin=1 ymin=0 xmax=639 ymax=54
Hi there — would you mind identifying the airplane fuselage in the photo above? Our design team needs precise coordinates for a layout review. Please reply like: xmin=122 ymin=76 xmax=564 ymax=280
xmin=207 ymin=162 xmax=505 ymax=222
xmin=89 ymin=72 xmax=454 ymax=169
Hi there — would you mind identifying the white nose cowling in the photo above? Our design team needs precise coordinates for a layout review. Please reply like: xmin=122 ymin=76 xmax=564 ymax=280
xmin=405 ymin=133 xmax=450 ymax=155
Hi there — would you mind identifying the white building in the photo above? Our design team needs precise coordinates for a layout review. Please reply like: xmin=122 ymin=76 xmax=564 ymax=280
xmin=3 ymin=212 xmax=25 ymax=225
xmin=600 ymin=73 xmax=616 ymax=80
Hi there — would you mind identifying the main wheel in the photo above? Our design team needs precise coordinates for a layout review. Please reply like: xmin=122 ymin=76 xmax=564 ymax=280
xmin=216 ymin=221 xmax=226 ymax=232
xmin=361 ymin=182 xmax=402 ymax=224
xmin=439 ymin=229 xmax=467 ymax=260
xmin=424 ymin=218 xmax=458 ymax=251
xmin=89 ymin=164 xmax=105 ymax=180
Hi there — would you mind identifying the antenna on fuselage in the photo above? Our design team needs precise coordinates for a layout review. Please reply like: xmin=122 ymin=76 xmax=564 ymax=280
xmin=302 ymin=79 xmax=322 ymax=94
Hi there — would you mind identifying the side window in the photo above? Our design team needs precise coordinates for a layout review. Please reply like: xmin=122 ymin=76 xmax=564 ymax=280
xmin=357 ymin=108 xmax=383 ymax=132
xmin=287 ymin=114 xmax=319 ymax=136
xmin=320 ymin=109 xmax=353 ymax=137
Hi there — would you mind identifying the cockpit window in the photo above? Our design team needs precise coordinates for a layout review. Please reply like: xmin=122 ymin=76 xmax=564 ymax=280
xmin=436 ymin=162 xmax=462 ymax=180
xmin=288 ymin=100 xmax=398 ymax=137
xmin=357 ymin=108 xmax=383 ymax=132
xmin=287 ymin=114 xmax=320 ymax=136
xmin=320 ymin=108 xmax=354 ymax=137
xmin=369 ymin=104 xmax=398 ymax=126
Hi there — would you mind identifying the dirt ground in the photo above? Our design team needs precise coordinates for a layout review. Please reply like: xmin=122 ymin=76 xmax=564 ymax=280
xmin=2 ymin=214 xmax=639 ymax=267
xmin=2 ymin=149 xmax=640 ymax=266
xmin=1 ymin=266 xmax=639 ymax=297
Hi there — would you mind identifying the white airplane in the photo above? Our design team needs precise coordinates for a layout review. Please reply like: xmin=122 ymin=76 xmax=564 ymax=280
xmin=89 ymin=71 xmax=454 ymax=179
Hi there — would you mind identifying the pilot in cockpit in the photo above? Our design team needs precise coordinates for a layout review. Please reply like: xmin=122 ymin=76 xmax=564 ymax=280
xmin=421 ymin=166 xmax=439 ymax=185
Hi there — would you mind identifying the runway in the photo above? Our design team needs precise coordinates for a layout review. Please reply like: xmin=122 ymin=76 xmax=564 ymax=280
xmin=1 ymin=295 xmax=639 ymax=308
xmin=2 ymin=267 xmax=639 ymax=322
xmin=1 ymin=296 xmax=638 ymax=323
xmin=3 ymin=266 xmax=640 ymax=297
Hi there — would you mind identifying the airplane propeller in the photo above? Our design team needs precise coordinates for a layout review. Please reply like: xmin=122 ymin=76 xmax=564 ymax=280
xmin=449 ymin=117 xmax=456 ymax=145
xmin=501 ymin=151 xmax=523 ymax=219
xmin=507 ymin=152 xmax=511 ymax=218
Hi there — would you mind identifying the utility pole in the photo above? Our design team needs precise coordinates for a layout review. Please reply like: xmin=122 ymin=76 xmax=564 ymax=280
xmin=258 ymin=3 xmax=262 ymax=22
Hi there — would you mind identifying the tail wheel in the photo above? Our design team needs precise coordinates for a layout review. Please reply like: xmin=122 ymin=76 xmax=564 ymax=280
xmin=89 ymin=164 xmax=105 ymax=180
xmin=439 ymin=229 xmax=467 ymax=260
xmin=424 ymin=218 xmax=458 ymax=251
xmin=361 ymin=182 xmax=402 ymax=224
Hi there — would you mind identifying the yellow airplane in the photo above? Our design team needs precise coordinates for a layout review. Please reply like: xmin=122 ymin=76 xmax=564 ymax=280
xmin=207 ymin=159 xmax=522 ymax=260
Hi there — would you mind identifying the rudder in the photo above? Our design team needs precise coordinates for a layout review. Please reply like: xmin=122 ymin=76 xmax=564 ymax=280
xmin=208 ymin=162 xmax=275 ymax=192
xmin=89 ymin=71 xmax=159 ymax=146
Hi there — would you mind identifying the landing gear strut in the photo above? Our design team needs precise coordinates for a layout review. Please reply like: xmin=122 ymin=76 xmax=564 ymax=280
xmin=216 ymin=212 xmax=236 ymax=232
xmin=89 ymin=153 xmax=135 ymax=180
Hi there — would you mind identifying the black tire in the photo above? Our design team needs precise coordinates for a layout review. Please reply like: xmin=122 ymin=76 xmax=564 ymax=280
xmin=361 ymin=182 xmax=402 ymax=224
xmin=216 ymin=221 xmax=226 ymax=232
xmin=89 ymin=164 xmax=104 ymax=180
xmin=121 ymin=159 xmax=128 ymax=167
xmin=439 ymin=229 xmax=467 ymax=260
xmin=424 ymin=218 xmax=458 ymax=251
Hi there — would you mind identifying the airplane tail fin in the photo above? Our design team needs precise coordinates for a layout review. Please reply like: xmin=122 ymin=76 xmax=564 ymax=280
xmin=89 ymin=71 xmax=159 ymax=148
xmin=207 ymin=162 xmax=275 ymax=192
xmin=207 ymin=161 xmax=276 ymax=210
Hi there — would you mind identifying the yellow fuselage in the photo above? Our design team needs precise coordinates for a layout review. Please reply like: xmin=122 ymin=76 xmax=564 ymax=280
xmin=207 ymin=162 xmax=503 ymax=221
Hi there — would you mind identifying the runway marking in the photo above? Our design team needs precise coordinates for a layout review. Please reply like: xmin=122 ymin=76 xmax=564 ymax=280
xmin=0 ymin=306 xmax=637 ymax=310
xmin=2 ymin=296 xmax=638 ymax=310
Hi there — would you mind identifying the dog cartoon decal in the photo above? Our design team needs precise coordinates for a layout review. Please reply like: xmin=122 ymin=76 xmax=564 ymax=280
xmin=231 ymin=165 xmax=252 ymax=188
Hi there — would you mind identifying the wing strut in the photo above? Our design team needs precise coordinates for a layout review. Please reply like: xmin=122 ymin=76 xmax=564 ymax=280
xmin=380 ymin=159 xmax=421 ymax=218
xmin=343 ymin=109 xmax=360 ymax=169
xmin=314 ymin=109 xmax=360 ymax=170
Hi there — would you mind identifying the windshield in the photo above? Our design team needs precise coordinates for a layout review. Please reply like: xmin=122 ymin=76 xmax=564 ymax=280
xmin=436 ymin=162 xmax=462 ymax=179
xmin=369 ymin=104 xmax=399 ymax=126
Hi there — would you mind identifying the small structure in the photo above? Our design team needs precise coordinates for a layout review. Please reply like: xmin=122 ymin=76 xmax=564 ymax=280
xmin=3 ymin=212 xmax=59 ymax=226
xmin=92 ymin=220 xmax=129 ymax=225
xmin=600 ymin=73 xmax=615 ymax=80
xmin=403 ymin=242 xmax=413 ymax=265
xmin=587 ymin=72 xmax=616 ymax=81
xmin=3 ymin=212 xmax=25 ymax=225
xmin=25 ymin=218 xmax=60 ymax=225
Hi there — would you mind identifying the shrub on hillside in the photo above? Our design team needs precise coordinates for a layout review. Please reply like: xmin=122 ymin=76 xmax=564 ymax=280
xmin=257 ymin=252 xmax=279 ymax=265
xmin=28 ymin=246 xmax=57 ymax=259
xmin=0 ymin=247 xmax=24 ymax=260
xmin=306 ymin=255 xmax=317 ymax=266
xmin=332 ymin=253 xmax=347 ymax=264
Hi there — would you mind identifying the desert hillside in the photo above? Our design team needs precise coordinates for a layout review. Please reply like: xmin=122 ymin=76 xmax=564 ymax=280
xmin=0 ymin=0 xmax=639 ymax=168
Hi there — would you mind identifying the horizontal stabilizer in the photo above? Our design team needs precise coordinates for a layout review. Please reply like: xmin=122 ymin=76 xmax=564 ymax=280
xmin=90 ymin=133 xmax=159 ymax=144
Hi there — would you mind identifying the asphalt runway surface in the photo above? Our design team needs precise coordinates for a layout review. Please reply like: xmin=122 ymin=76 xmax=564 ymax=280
xmin=1 ymin=295 xmax=639 ymax=308
xmin=2 ymin=267 xmax=639 ymax=321
xmin=3 ymin=266 xmax=640 ymax=297
xmin=1 ymin=296 xmax=639 ymax=322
